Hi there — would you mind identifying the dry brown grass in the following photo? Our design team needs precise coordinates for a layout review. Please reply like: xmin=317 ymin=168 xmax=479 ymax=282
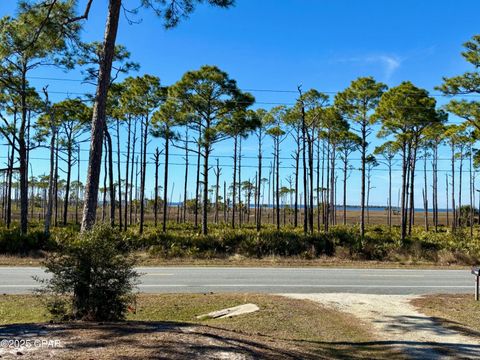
xmin=411 ymin=294 xmax=480 ymax=338
xmin=0 ymin=294 xmax=405 ymax=359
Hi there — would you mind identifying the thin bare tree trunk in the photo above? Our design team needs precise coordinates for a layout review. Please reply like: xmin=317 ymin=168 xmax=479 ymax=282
xmin=360 ymin=122 xmax=366 ymax=238
xmin=163 ymin=134 xmax=169 ymax=232
xmin=116 ymin=119 xmax=122 ymax=230
xmin=239 ymin=138 xmax=243 ymax=227
xmin=301 ymin=101 xmax=308 ymax=234
xmin=129 ymin=119 xmax=137 ymax=226
xmin=76 ymin=145 xmax=81 ymax=225
xmin=182 ymin=131 xmax=189 ymax=223
xmin=54 ymin=138 xmax=59 ymax=227
xmin=446 ymin=173 xmax=450 ymax=227
xmin=343 ymin=152 xmax=347 ymax=226
xmin=105 ymin=129 xmax=115 ymax=227
xmin=139 ymin=115 xmax=149 ymax=234
xmin=256 ymin=131 xmax=263 ymax=231
xmin=451 ymin=143 xmax=456 ymax=231
xmin=232 ymin=136 xmax=238 ymax=229
xmin=194 ymin=137 xmax=201 ymax=230
xmin=275 ymin=138 xmax=280 ymax=230
xmin=124 ymin=116 xmax=131 ymax=231
xmin=202 ymin=146 xmax=210 ymax=235
xmin=153 ymin=148 xmax=160 ymax=227
xmin=45 ymin=125 xmax=56 ymax=235
xmin=423 ymin=153 xmax=429 ymax=231
xmin=63 ymin=144 xmax=73 ymax=226
xmin=214 ymin=159 xmax=220 ymax=224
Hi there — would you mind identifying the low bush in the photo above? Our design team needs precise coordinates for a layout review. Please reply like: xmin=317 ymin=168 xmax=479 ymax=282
xmin=1 ymin=221 xmax=479 ymax=265
xmin=36 ymin=224 xmax=139 ymax=321
xmin=0 ymin=227 xmax=53 ymax=254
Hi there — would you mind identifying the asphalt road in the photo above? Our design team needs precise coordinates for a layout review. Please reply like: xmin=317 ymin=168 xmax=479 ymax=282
xmin=0 ymin=267 xmax=475 ymax=295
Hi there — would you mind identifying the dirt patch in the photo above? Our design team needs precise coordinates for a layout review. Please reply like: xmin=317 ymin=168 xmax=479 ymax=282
xmin=411 ymin=294 xmax=480 ymax=336
xmin=0 ymin=321 xmax=312 ymax=360
xmin=283 ymin=293 xmax=480 ymax=360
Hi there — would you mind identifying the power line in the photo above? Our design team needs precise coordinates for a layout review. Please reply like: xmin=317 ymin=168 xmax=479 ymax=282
xmin=73 ymin=147 xmax=477 ymax=163
xmin=26 ymin=76 xmax=480 ymax=98
xmin=0 ymin=155 xmax=476 ymax=173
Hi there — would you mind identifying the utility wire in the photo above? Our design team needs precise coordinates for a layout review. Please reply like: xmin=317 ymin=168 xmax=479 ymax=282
xmin=26 ymin=75 xmax=480 ymax=98
xmin=0 ymin=155 xmax=476 ymax=173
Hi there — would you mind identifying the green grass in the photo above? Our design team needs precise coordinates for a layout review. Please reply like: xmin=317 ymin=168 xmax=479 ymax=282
xmin=0 ymin=295 xmax=49 ymax=324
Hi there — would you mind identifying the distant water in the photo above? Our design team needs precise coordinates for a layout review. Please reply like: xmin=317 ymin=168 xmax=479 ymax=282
xmin=167 ymin=202 xmax=450 ymax=213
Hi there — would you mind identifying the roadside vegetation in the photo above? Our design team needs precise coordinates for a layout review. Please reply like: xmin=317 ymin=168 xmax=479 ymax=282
xmin=1 ymin=222 xmax=479 ymax=266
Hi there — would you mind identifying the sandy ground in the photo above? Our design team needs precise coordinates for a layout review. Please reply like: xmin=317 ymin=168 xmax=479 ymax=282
xmin=0 ymin=322 xmax=310 ymax=360
xmin=282 ymin=293 xmax=480 ymax=360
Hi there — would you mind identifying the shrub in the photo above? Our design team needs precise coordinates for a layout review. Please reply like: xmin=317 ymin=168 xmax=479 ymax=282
xmin=36 ymin=224 xmax=139 ymax=321
xmin=0 ymin=228 xmax=53 ymax=254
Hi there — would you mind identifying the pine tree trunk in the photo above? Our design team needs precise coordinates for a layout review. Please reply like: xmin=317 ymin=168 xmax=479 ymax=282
xmin=19 ymin=67 xmax=29 ymax=234
xmin=469 ymin=144 xmax=474 ymax=237
xmin=76 ymin=145 xmax=80 ymax=225
xmin=6 ymin=136 xmax=15 ymax=228
xmin=275 ymin=138 xmax=280 ymax=230
xmin=139 ymin=115 xmax=149 ymax=234
xmin=63 ymin=144 xmax=72 ymax=225
xmin=400 ymin=144 xmax=408 ymax=241
xmin=116 ymin=119 xmax=123 ymax=230
xmin=308 ymin=130 xmax=314 ymax=233
xmin=163 ymin=134 xmax=169 ymax=232
xmin=232 ymin=136 xmax=237 ymax=229
xmin=54 ymin=138 xmax=59 ymax=227
xmin=154 ymin=149 xmax=159 ymax=227
xmin=330 ymin=146 xmax=336 ymax=226
xmin=239 ymin=138 xmax=243 ymax=227
xmin=202 ymin=146 xmax=210 ymax=235
xmin=294 ymin=130 xmax=300 ymax=228
xmin=81 ymin=0 xmax=122 ymax=232
xmin=105 ymin=129 xmax=115 ymax=227
xmin=183 ymin=131 xmax=189 ymax=223
xmin=193 ymin=131 xmax=201 ymax=229
xmin=316 ymin=138 xmax=320 ymax=230
xmin=301 ymin=106 xmax=308 ymax=234
xmin=325 ymin=143 xmax=330 ymax=232
xmin=129 ymin=120 xmax=137 ymax=226
xmin=343 ymin=154 xmax=347 ymax=225
xmin=102 ymin=139 xmax=107 ymax=222
xmin=458 ymin=152 xmax=463 ymax=227
xmin=409 ymin=146 xmax=417 ymax=234
xmin=423 ymin=153 xmax=428 ymax=231
xmin=256 ymin=133 xmax=262 ymax=231
xmin=214 ymin=159 xmax=220 ymax=224
xmin=360 ymin=122 xmax=366 ymax=238
xmin=124 ymin=116 xmax=131 ymax=231
xmin=45 ymin=127 xmax=56 ymax=235
xmin=388 ymin=159 xmax=392 ymax=229
xmin=451 ymin=143 xmax=456 ymax=231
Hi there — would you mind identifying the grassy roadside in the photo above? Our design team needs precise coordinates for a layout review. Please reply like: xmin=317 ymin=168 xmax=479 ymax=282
xmin=411 ymin=294 xmax=480 ymax=337
xmin=0 ymin=253 xmax=471 ymax=269
xmin=0 ymin=293 xmax=405 ymax=359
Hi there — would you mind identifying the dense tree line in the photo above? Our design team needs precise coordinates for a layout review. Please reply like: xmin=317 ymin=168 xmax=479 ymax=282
xmin=1 ymin=2 xmax=480 ymax=240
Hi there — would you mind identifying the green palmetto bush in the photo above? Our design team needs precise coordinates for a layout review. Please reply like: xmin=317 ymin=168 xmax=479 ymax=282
xmin=36 ymin=224 xmax=139 ymax=321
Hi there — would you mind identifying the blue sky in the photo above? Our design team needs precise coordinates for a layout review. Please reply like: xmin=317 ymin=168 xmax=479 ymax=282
xmin=1 ymin=0 xmax=479 ymax=207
